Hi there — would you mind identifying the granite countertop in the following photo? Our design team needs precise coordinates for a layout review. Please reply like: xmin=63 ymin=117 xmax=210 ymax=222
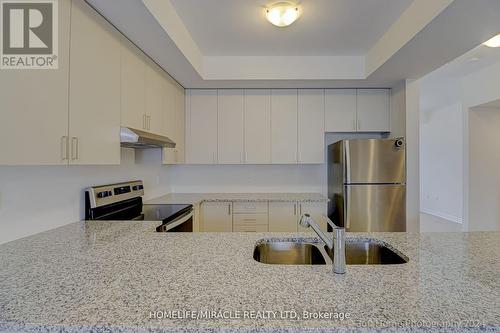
xmin=1 ymin=221 xmax=499 ymax=333
xmin=144 ymin=192 xmax=328 ymax=205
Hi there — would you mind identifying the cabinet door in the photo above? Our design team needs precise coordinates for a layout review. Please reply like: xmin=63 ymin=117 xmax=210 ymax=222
xmin=356 ymin=89 xmax=390 ymax=132
xmin=269 ymin=202 xmax=299 ymax=232
xmin=186 ymin=90 xmax=218 ymax=164
xmin=325 ymin=89 xmax=356 ymax=132
xmin=174 ymin=83 xmax=186 ymax=163
xmin=69 ymin=0 xmax=121 ymax=165
xmin=163 ymin=80 xmax=185 ymax=164
xmin=162 ymin=76 xmax=176 ymax=164
xmin=0 ymin=0 xmax=71 ymax=165
xmin=244 ymin=89 xmax=271 ymax=164
xmin=202 ymin=202 xmax=233 ymax=232
xmin=218 ymin=89 xmax=244 ymax=164
xmin=298 ymin=89 xmax=325 ymax=164
xmin=298 ymin=202 xmax=328 ymax=233
xmin=120 ymin=36 xmax=146 ymax=131
xmin=271 ymin=89 xmax=298 ymax=164
xmin=145 ymin=60 xmax=165 ymax=135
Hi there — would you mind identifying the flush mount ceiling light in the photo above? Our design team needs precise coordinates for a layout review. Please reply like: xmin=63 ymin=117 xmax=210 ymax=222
xmin=265 ymin=2 xmax=300 ymax=27
xmin=483 ymin=34 xmax=500 ymax=48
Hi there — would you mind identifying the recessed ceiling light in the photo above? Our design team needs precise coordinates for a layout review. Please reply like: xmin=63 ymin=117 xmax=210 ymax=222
xmin=265 ymin=2 xmax=300 ymax=27
xmin=483 ymin=34 xmax=500 ymax=48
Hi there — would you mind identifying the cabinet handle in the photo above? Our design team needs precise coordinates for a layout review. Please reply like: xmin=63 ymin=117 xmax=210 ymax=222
xmin=228 ymin=203 xmax=231 ymax=215
xmin=61 ymin=136 xmax=68 ymax=161
xmin=294 ymin=203 xmax=297 ymax=216
xmin=299 ymin=204 xmax=302 ymax=216
xmin=147 ymin=115 xmax=151 ymax=130
xmin=71 ymin=137 xmax=78 ymax=160
xmin=143 ymin=114 xmax=147 ymax=129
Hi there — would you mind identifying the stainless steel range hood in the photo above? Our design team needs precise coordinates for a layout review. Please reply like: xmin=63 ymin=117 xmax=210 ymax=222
xmin=120 ymin=127 xmax=176 ymax=149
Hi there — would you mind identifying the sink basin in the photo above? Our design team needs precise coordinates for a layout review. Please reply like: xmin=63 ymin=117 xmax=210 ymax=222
xmin=253 ymin=239 xmax=408 ymax=265
xmin=253 ymin=241 xmax=326 ymax=265
xmin=324 ymin=240 xmax=408 ymax=265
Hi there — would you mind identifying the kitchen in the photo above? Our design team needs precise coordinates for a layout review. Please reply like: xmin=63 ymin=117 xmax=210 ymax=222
xmin=1 ymin=0 xmax=500 ymax=332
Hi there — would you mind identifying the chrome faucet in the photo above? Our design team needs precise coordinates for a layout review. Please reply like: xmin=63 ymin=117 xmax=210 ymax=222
xmin=299 ymin=214 xmax=346 ymax=274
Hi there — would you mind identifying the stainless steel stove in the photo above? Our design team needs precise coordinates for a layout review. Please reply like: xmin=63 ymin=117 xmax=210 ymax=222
xmin=85 ymin=180 xmax=193 ymax=232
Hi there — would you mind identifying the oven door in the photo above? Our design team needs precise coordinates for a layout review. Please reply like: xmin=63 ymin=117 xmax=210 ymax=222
xmin=156 ymin=210 xmax=193 ymax=232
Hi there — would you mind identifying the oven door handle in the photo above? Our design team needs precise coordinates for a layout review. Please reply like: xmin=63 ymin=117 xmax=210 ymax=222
xmin=161 ymin=210 xmax=193 ymax=232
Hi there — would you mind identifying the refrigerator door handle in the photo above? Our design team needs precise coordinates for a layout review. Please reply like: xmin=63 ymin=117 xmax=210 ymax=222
xmin=345 ymin=186 xmax=351 ymax=230
xmin=344 ymin=140 xmax=351 ymax=184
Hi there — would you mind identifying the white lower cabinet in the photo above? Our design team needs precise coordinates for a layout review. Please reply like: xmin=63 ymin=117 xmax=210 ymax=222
xmin=298 ymin=202 xmax=328 ymax=233
xmin=201 ymin=202 xmax=233 ymax=232
xmin=201 ymin=200 xmax=327 ymax=233
xmin=268 ymin=202 xmax=299 ymax=232
xmin=233 ymin=224 xmax=269 ymax=232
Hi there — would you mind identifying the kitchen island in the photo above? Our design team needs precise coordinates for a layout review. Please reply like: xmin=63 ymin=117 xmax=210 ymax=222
xmin=0 ymin=221 xmax=499 ymax=333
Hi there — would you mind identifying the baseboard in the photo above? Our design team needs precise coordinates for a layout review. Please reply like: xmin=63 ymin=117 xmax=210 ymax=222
xmin=420 ymin=208 xmax=463 ymax=224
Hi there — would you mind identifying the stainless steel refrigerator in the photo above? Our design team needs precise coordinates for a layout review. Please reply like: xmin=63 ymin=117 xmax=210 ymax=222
xmin=328 ymin=138 xmax=406 ymax=232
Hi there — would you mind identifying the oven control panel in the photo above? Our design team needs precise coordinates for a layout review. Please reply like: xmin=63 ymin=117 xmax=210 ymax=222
xmin=86 ymin=180 xmax=144 ymax=208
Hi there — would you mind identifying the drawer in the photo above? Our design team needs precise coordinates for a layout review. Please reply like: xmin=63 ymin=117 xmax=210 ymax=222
xmin=233 ymin=224 xmax=269 ymax=232
xmin=233 ymin=213 xmax=268 ymax=225
xmin=233 ymin=202 xmax=268 ymax=214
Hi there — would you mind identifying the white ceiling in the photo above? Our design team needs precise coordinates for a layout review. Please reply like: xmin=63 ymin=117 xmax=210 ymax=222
xmin=169 ymin=0 xmax=413 ymax=56
xmin=87 ymin=0 xmax=500 ymax=88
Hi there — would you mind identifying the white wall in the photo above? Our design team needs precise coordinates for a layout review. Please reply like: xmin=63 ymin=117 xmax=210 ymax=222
xmin=405 ymin=79 xmax=421 ymax=233
xmin=168 ymin=132 xmax=384 ymax=195
xmin=468 ymin=106 xmax=500 ymax=231
xmin=419 ymin=73 xmax=464 ymax=224
xmin=0 ymin=149 xmax=171 ymax=244
xmin=461 ymin=60 xmax=500 ymax=231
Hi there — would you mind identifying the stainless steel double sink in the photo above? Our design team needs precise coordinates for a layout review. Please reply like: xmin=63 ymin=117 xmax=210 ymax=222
xmin=253 ymin=239 xmax=408 ymax=265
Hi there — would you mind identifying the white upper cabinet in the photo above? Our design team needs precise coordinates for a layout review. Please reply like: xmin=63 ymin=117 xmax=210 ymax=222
xmin=120 ymin=36 xmax=145 ymax=131
xmin=183 ymin=88 xmax=391 ymax=165
xmin=356 ymin=89 xmax=390 ymax=132
xmin=244 ymin=89 xmax=271 ymax=164
xmin=298 ymin=89 xmax=325 ymax=164
xmin=271 ymin=89 xmax=298 ymax=164
xmin=186 ymin=90 xmax=218 ymax=164
xmin=173 ymin=83 xmax=186 ymax=163
xmin=0 ymin=0 xmax=71 ymax=165
xmin=163 ymin=78 xmax=185 ymax=164
xmin=218 ymin=89 xmax=244 ymax=164
xmin=68 ymin=0 xmax=121 ymax=165
xmin=144 ymin=60 xmax=165 ymax=135
xmin=325 ymin=89 xmax=357 ymax=132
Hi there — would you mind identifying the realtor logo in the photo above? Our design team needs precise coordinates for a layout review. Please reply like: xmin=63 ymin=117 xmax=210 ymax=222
xmin=1 ymin=0 xmax=58 ymax=69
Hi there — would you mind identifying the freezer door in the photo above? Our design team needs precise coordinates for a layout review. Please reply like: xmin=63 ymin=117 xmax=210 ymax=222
xmin=345 ymin=139 xmax=405 ymax=184
xmin=345 ymin=184 xmax=406 ymax=232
